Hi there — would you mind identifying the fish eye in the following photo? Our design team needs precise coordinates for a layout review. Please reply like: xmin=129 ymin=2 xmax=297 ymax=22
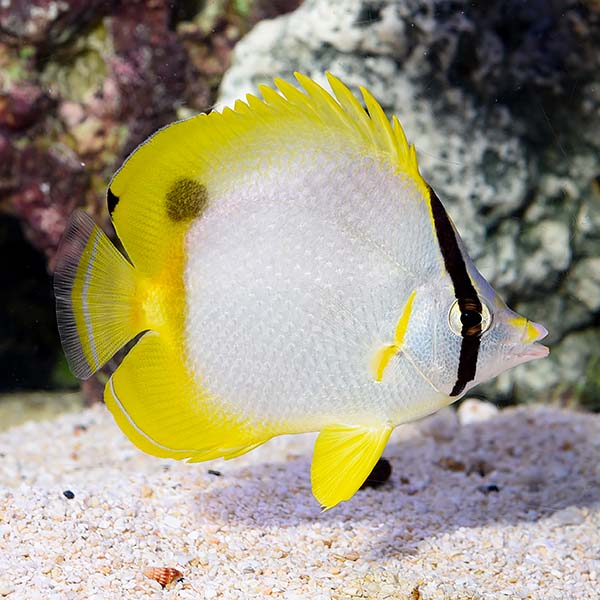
xmin=448 ymin=298 xmax=492 ymax=337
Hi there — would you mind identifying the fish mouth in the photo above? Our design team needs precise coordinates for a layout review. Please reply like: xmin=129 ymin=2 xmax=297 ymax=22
xmin=521 ymin=342 xmax=550 ymax=360
xmin=520 ymin=321 xmax=549 ymax=360
xmin=515 ymin=322 xmax=549 ymax=361
xmin=529 ymin=321 xmax=549 ymax=359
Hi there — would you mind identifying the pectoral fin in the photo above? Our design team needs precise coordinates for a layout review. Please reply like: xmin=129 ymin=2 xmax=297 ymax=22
xmin=311 ymin=424 xmax=392 ymax=510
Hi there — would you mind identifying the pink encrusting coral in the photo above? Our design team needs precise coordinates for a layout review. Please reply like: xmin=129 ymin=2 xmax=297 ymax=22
xmin=0 ymin=0 xmax=300 ymax=393
xmin=0 ymin=0 xmax=301 ymax=264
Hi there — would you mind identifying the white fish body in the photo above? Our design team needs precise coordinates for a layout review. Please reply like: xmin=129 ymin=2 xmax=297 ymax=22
xmin=54 ymin=73 xmax=548 ymax=509
xmin=185 ymin=145 xmax=446 ymax=430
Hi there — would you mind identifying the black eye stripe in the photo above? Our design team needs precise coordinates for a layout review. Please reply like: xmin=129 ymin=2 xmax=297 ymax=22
xmin=459 ymin=298 xmax=483 ymax=337
xmin=452 ymin=336 xmax=481 ymax=395
xmin=461 ymin=310 xmax=481 ymax=326
xmin=428 ymin=186 xmax=481 ymax=397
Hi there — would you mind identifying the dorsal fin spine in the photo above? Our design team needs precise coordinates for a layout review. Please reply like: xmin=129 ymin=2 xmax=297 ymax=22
xmin=392 ymin=115 xmax=409 ymax=162
xmin=325 ymin=73 xmax=371 ymax=130
xmin=360 ymin=85 xmax=398 ymax=162
xmin=246 ymin=93 xmax=271 ymax=115
xmin=324 ymin=73 xmax=373 ymax=147
xmin=258 ymin=84 xmax=289 ymax=109
xmin=233 ymin=99 xmax=251 ymax=114
xmin=274 ymin=77 xmax=323 ymax=126
xmin=295 ymin=73 xmax=351 ymax=129
xmin=268 ymin=72 xmax=427 ymax=193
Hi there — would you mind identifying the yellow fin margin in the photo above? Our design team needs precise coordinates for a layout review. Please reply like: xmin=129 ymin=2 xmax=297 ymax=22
xmin=329 ymin=73 xmax=426 ymax=193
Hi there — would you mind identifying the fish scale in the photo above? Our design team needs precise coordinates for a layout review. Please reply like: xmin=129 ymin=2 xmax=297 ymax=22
xmin=184 ymin=164 xmax=419 ymax=427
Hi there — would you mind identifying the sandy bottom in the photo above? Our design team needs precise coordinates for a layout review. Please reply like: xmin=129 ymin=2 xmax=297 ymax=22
xmin=0 ymin=392 xmax=83 ymax=433
xmin=0 ymin=399 xmax=599 ymax=599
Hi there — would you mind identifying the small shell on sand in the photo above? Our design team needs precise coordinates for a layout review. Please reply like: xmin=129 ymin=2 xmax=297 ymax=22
xmin=143 ymin=567 xmax=183 ymax=588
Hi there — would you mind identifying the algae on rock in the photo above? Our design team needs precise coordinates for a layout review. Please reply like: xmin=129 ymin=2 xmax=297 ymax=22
xmin=0 ymin=0 xmax=301 ymax=395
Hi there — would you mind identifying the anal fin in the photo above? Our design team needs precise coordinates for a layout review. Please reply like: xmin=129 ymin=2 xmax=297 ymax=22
xmin=104 ymin=332 xmax=264 ymax=461
xmin=185 ymin=440 xmax=268 ymax=463
xmin=311 ymin=424 xmax=392 ymax=510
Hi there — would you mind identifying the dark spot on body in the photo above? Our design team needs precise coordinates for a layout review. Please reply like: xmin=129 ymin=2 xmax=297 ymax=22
xmin=63 ymin=490 xmax=75 ymax=499
xmin=360 ymin=457 xmax=392 ymax=489
xmin=166 ymin=177 xmax=207 ymax=222
xmin=208 ymin=469 xmax=222 ymax=476
xmin=107 ymin=188 xmax=119 ymax=215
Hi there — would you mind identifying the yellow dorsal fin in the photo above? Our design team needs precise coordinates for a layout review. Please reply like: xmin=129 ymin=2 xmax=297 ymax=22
xmin=107 ymin=73 xmax=427 ymax=276
xmin=294 ymin=73 xmax=353 ymax=130
xmin=325 ymin=73 xmax=374 ymax=142
xmin=311 ymin=424 xmax=392 ymax=510
xmin=360 ymin=85 xmax=397 ymax=158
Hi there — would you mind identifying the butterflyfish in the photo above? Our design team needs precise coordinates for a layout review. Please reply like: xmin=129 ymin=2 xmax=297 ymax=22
xmin=54 ymin=73 xmax=549 ymax=510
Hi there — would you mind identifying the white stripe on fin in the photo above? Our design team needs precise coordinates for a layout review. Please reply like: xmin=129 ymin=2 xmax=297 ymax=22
xmin=108 ymin=377 xmax=195 ymax=456
xmin=82 ymin=229 xmax=101 ymax=372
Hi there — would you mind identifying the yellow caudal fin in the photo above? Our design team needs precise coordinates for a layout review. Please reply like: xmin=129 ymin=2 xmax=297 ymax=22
xmin=54 ymin=210 xmax=141 ymax=379
xmin=311 ymin=424 xmax=392 ymax=510
xmin=105 ymin=331 xmax=262 ymax=460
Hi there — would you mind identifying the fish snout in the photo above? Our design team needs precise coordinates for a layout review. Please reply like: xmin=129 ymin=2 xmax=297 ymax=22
xmin=525 ymin=320 xmax=548 ymax=344
xmin=520 ymin=320 xmax=549 ymax=359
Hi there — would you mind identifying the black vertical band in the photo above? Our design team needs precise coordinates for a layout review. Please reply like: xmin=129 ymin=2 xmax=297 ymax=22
xmin=107 ymin=188 xmax=120 ymax=216
xmin=428 ymin=187 xmax=482 ymax=397
xmin=451 ymin=336 xmax=480 ymax=396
